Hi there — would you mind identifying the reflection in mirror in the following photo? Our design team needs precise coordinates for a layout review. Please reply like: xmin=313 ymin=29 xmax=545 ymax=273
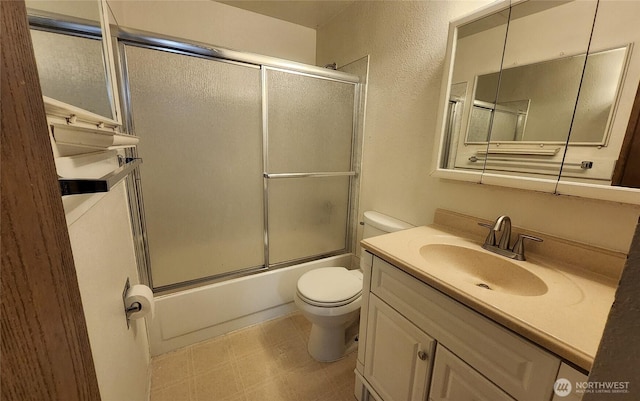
xmin=482 ymin=0 xmax=598 ymax=185
xmin=560 ymin=0 xmax=640 ymax=191
xmin=468 ymin=48 xmax=627 ymax=145
xmin=26 ymin=0 xmax=100 ymax=22
xmin=437 ymin=0 xmax=640 ymax=203
xmin=570 ymin=48 xmax=628 ymax=144
xmin=26 ymin=0 xmax=118 ymax=121
xmin=30 ymin=29 xmax=112 ymax=118
xmin=467 ymin=96 xmax=529 ymax=142
xmin=441 ymin=82 xmax=468 ymax=169
xmin=474 ymin=56 xmax=585 ymax=143
xmin=440 ymin=7 xmax=510 ymax=173
xmin=611 ymin=82 xmax=640 ymax=189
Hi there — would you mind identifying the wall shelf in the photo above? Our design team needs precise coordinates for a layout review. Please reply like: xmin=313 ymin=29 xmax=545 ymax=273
xmin=44 ymin=96 xmax=139 ymax=151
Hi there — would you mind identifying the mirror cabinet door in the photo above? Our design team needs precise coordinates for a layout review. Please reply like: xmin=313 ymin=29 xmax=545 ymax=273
xmin=440 ymin=4 xmax=510 ymax=181
xmin=558 ymin=0 xmax=640 ymax=201
xmin=26 ymin=0 xmax=120 ymax=123
xmin=480 ymin=0 xmax=598 ymax=192
xmin=437 ymin=0 xmax=640 ymax=204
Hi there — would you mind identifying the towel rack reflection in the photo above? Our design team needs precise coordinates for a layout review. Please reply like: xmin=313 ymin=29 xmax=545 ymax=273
xmin=264 ymin=171 xmax=356 ymax=179
xmin=59 ymin=158 xmax=142 ymax=196
xmin=468 ymin=156 xmax=593 ymax=169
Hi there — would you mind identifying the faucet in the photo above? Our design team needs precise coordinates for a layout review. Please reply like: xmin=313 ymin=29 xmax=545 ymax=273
xmin=478 ymin=215 xmax=510 ymax=249
xmin=479 ymin=215 xmax=542 ymax=260
xmin=493 ymin=215 xmax=511 ymax=250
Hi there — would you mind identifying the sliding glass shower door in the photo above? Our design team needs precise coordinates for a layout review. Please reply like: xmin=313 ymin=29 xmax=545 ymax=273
xmin=122 ymin=42 xmax=359 ymax=291
xmin=264 ymin=69 xmax=356 ymax=265
xmin=124 ymin=45 xmax=265 ymax=289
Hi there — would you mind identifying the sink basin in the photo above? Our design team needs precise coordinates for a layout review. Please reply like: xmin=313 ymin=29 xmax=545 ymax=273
xmin=419 ymin=244 xmax=548 ymax=296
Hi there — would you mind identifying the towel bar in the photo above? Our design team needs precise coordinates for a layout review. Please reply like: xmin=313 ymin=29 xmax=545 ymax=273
xmin=59 ymin=158 xmax=142 ymax=196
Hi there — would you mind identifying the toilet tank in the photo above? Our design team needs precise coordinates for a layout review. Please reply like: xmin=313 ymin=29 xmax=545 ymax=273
xmin=363 ymin=211 xmax=414 ymax=239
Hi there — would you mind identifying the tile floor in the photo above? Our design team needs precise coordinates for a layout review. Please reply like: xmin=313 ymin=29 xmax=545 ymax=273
xmin=150 ymin=313 xmax=358 ymax=401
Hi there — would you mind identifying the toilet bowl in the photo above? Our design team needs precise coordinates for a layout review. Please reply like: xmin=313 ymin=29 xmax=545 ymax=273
xmin=294 ymin=211 xmax=414 ymax=362
xmin=294 ymin=267 xmax=363 ymax=362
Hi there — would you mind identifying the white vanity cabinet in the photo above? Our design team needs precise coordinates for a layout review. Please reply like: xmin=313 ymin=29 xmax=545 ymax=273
xmin=551 ymin=364 xmax=587 ymax=401
xmin=364 ymin=295 xmax=435 ymax=401
xmin=430 ymin=345 xmax=515 ymax=401
xmin=356 ymin=253 xmax=562 ymax=401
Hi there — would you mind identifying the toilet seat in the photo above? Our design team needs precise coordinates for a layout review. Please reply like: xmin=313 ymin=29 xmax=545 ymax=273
xmin=297 ymin=267 xmax=362 ymax=307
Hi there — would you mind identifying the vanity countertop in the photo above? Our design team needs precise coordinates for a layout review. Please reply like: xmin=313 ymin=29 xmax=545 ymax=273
xmin=361 ymin=224 xmax=619 ymax=372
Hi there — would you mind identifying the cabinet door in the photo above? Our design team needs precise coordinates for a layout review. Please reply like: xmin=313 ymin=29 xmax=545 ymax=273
xmin=552 ymin=363 xmax=587 ymax=401
xmin=430 ymin=345 xmax=515 ymax=401
xmin=365 ymin=295 xmax=435 ymax=401
xmin=358 ymin=251 xmax=374 ymax=369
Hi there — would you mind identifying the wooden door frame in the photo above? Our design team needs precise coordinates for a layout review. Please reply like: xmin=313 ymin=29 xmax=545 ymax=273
xmin=1 ymin=1 xmax=101 ymax=399
xmin=612 ymin=81 xmax=640 ymax=187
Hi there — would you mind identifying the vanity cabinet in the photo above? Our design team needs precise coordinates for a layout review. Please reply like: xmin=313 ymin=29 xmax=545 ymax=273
xmin=356 ymin=253 xmax=562 ymax=401
xmin=364 ymin=295 xmax=435 ymax=401
xmin=430 ymin=345 xmax=514 ymax=401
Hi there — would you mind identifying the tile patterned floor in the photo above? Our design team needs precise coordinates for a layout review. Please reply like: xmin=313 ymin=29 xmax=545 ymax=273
xmin=150 ymin=313 xmax=358 ymax=401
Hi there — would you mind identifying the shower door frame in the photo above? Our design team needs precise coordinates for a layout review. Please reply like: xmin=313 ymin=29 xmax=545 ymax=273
xmin=113 ymin=27 xmax=362 ymax=293
xmin=261 ymin=65 xmax=361 ymax=270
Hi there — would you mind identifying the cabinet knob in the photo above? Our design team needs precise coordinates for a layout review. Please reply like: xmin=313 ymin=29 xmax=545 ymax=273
xmin=417 ymin=350 xmax=428 ymax=361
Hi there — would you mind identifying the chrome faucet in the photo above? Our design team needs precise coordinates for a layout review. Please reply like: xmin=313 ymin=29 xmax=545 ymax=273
xmin=479 ymin=215 xmax=542 ymax=260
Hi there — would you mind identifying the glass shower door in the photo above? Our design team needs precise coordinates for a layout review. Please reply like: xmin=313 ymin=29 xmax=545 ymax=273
xmin=264 ymin=68 xmax=357 ymax=265
xmin=124 ymin=45 xmax=264 ymax=289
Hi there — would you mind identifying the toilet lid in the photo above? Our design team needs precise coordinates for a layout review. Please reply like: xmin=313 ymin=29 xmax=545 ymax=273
xmin=297 ymin=267 xmax=362 ymax=307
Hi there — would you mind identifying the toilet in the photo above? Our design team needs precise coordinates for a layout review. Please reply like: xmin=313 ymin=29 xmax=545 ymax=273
xmin=294 ymin=211 xmax=414 ymax=362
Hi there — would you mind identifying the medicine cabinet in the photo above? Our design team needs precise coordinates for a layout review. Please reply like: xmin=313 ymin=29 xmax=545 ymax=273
xmin=26 ymin=0 xmax=121 ymax=125
xmin=433 ymin=0 xmax=640 ymax=204
xmin=26 ymin=0 xmax=139 ymax=202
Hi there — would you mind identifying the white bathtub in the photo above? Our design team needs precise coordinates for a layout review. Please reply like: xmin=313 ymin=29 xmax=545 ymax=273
xmin=148 ymin=254 xmax=354 ymax=355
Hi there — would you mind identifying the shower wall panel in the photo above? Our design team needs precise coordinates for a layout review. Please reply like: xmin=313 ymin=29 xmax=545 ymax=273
xmin=31 ymin=29 xmax=112 ymax=118
xmin=125 ymin=45 xmax=264 ymax=288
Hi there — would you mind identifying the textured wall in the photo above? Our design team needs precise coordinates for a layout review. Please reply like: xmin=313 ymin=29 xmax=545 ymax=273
xmin=584 ymin=219 xmax=640 ymax=400
xmin=107 ymin=0 xmax=316 ymax=65
xmin=317 ymin=1 xmax=640 ymax=254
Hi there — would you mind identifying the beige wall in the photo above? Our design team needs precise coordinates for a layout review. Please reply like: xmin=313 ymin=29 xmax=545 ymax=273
xmin=107 ymin=0 xmax=316 ymax=65
xmin=316 ymin=1 xmax=640 ymax=254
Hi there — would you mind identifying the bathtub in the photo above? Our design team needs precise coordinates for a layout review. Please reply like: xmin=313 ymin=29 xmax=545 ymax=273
xmin=148 ymin=254 xmax=354 ymax=355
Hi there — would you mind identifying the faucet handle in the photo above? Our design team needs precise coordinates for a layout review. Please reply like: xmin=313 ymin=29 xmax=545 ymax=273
xmin=478 ymin=222 xmax=497 ymax=246
xmin=512 ymin=234 xmax=543 ymax=261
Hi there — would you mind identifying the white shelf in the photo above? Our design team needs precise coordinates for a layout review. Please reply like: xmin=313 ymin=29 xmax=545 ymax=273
xmin=44 ymin=96 xmax=139 ymax=151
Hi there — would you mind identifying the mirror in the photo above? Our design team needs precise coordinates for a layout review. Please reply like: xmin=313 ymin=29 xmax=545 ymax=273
xmin=440 ymin=4 xmax=510 ymax=178
xmin=26 ymin=0 xmax=101 ymax=21
xmin=436 ymin=0 xmax=640 ymax=204
xmin=26 ymin=0 xmax=120 ymax=123
xmin=559 ymin=0 xmax=640 ymax=196
xmin=470 ymin=48 xmax=627 ymax=144
xmin=482 ymin=0 xmax=597 ymax=189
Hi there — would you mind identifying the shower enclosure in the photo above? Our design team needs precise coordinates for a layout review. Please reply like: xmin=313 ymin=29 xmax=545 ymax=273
xmin=118 ymin=32 xmax=360 ymax=291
